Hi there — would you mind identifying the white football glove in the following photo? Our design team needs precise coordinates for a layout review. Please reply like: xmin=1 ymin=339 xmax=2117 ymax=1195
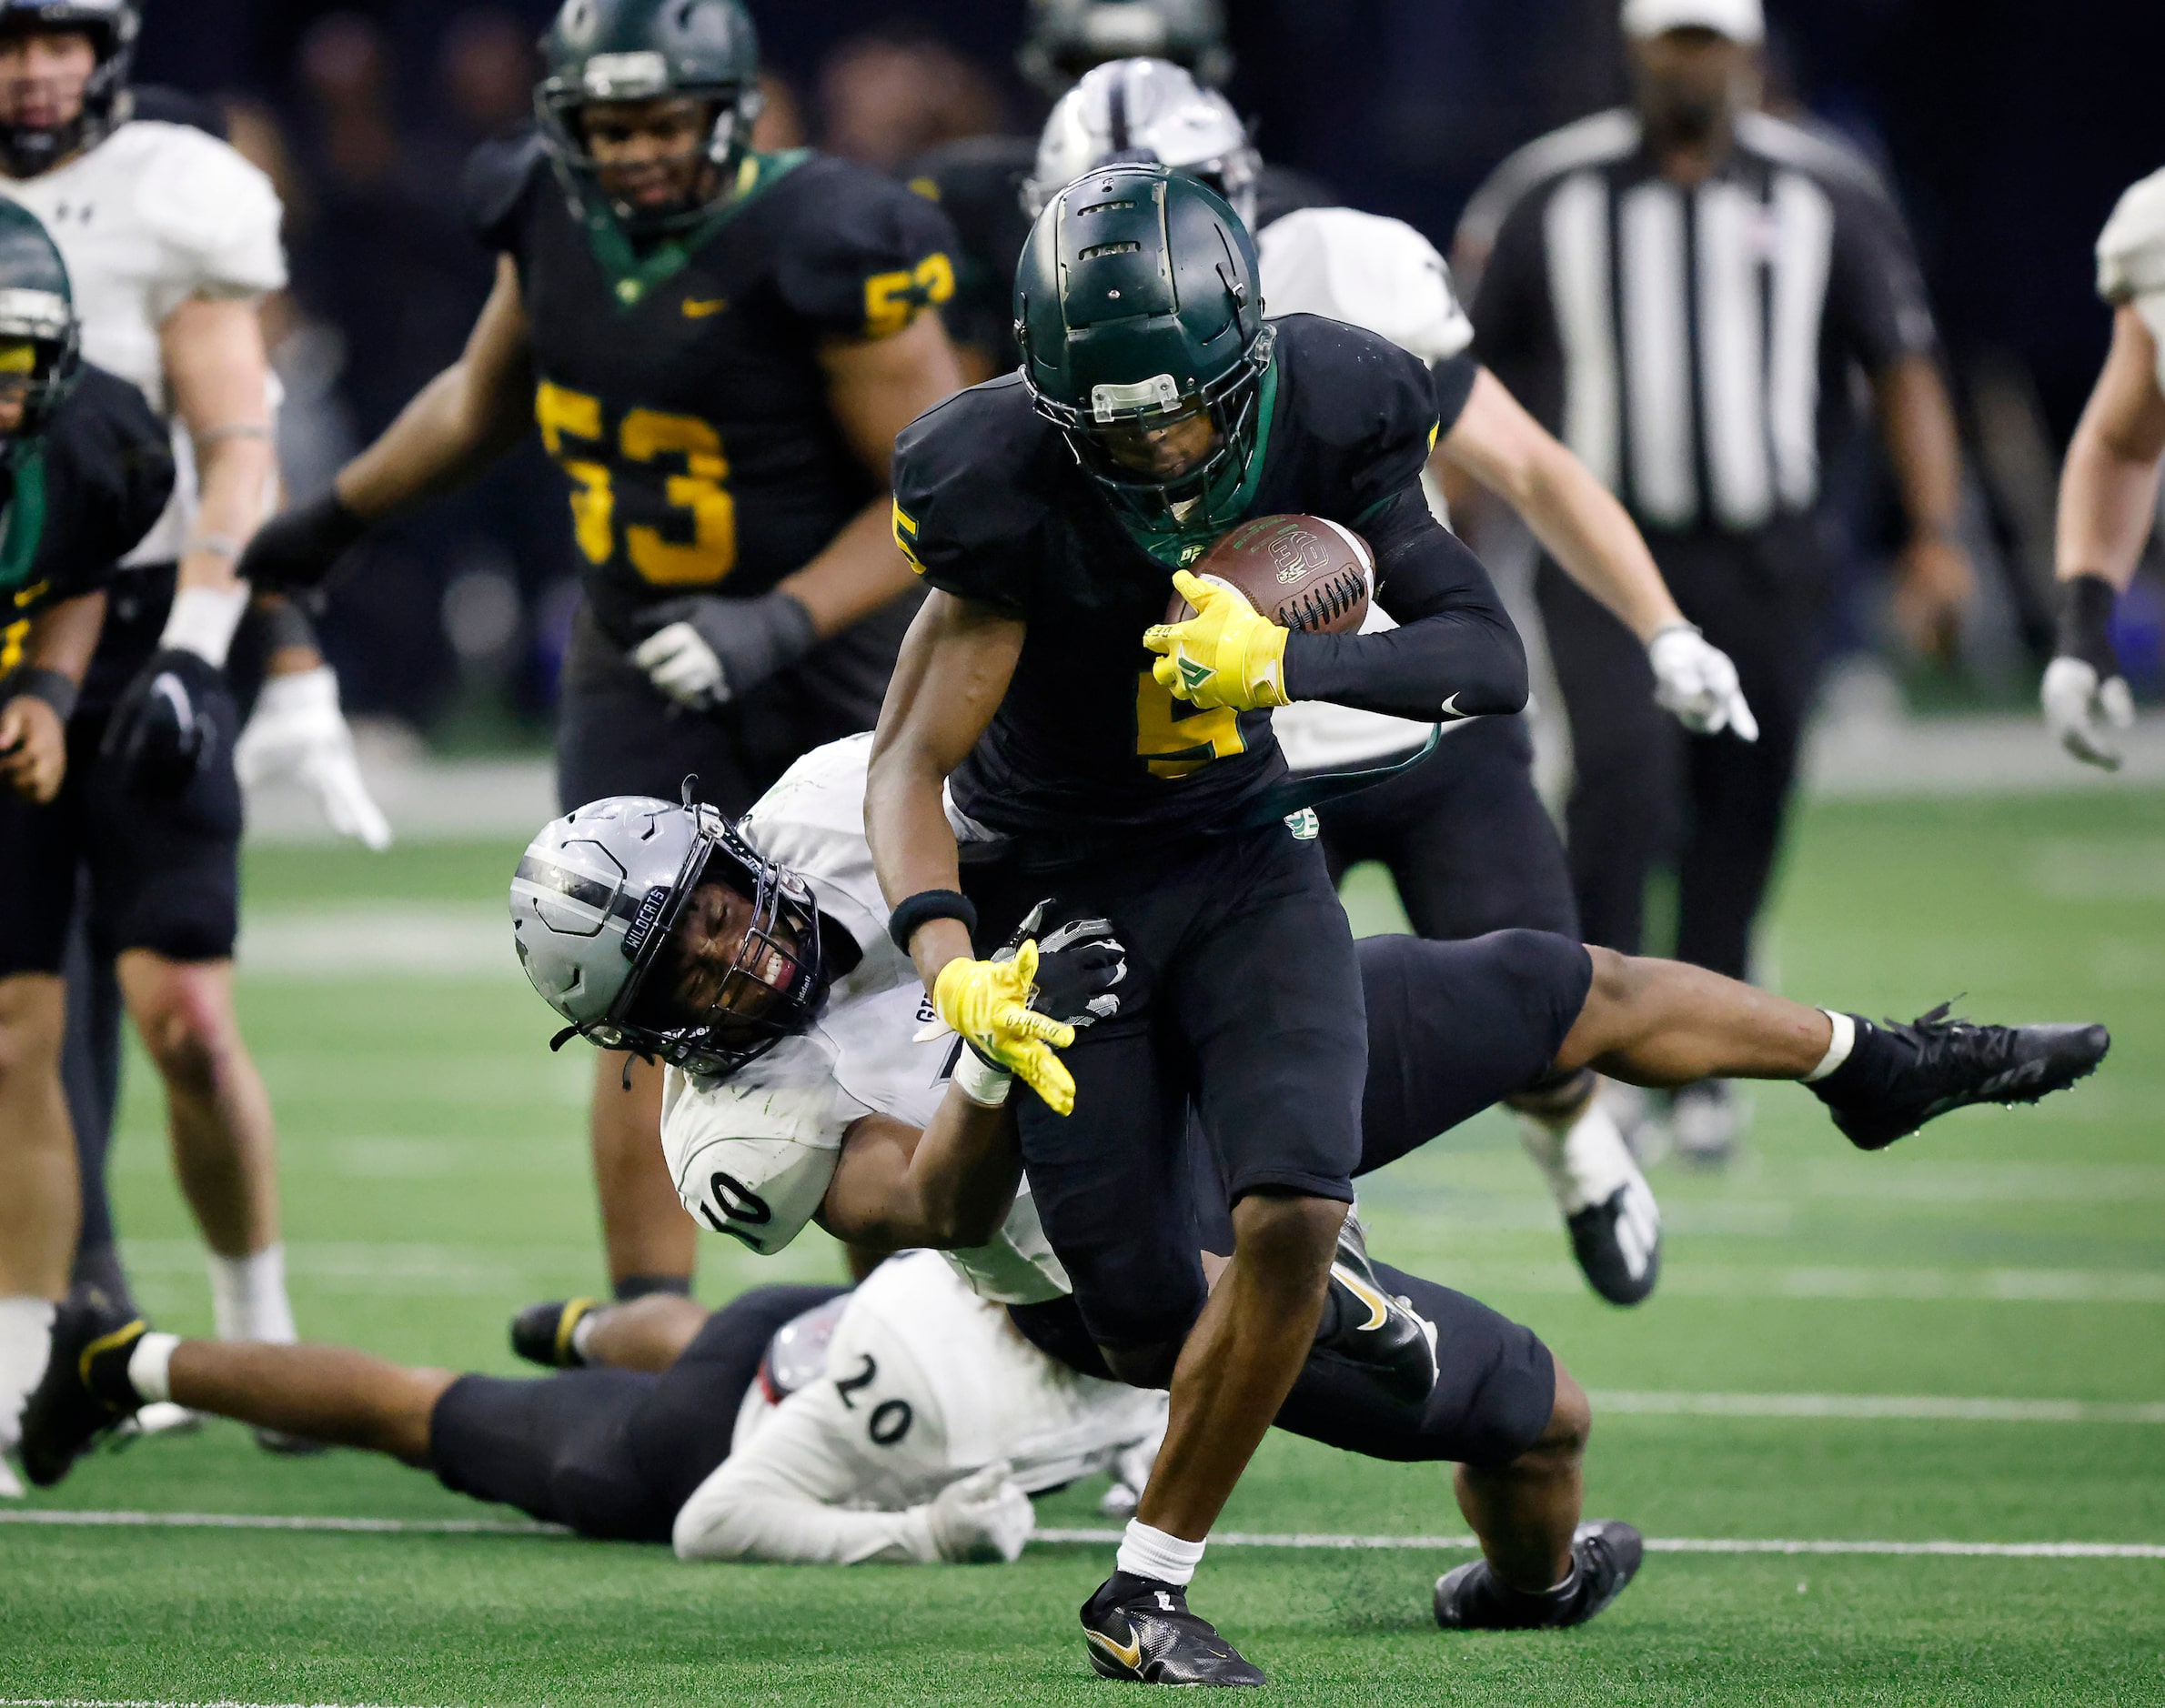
xmin=235 ymin=666 xmax=392 ymax=850
xmin=1647 ymin=624 xmax=1758 ymax=742
xmin=2041 ymin=656 xmax=2135 ymax=771
xmin=631 ymin=620 xmax=730 ymax=708
xmin=923 ymin=1462 xmax=1034 ymax=1563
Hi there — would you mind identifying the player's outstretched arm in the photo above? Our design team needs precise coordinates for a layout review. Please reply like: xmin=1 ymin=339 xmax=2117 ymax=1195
xmin=2046 ymin=303 xmax=2165 ymax=768
xmin=1873 ymin=351 xmax=1975 ymax=657
xmin=1283 ymin=487 xmax=1528 ymax=722
xmin=0 ymin=591 xmax=104 ymax=804
xmin=238 ymin=257 xmax=536 ymax=594
xmin=820 ymin=1100 xmax=1022 ymax=1252
xmin=1439 ymin=368 xmax=1756 ymax=741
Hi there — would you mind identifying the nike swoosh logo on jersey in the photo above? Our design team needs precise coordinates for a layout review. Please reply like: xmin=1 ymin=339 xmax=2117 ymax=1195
xmin=1329 ymin=1262 xmax=1390 ymax=1331
xmin=1086 ymin=1623 xmax=1143 ymax=1671
xmin=681 ymin=297 xmax=728 ymax=318
xmin=1440 ymin=693 xmax=1467 ymax=718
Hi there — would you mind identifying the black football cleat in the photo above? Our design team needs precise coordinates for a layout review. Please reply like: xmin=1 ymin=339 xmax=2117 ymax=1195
xmin=510 ymin=1298 xmax=599 ymax=1370
xmin=1811 ymin=1006 xmax=2111 ymax=1151
xmin=1435 ymin=1520 xmax=1644 ymax=1632
xmin=1566 ymin=1182 xmax=1662 ymax=1308
xmin=1081 ymin=1572 xmax=1266 ymax=1686
xmin=1312 ymin=1210 xmax=1438 ymax=1402
xmin=18 ymin=1290 xmax=145 ymax=1489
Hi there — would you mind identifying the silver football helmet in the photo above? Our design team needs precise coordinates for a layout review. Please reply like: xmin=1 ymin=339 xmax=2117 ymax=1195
xmin=1017 ymin=0 xmax=1231 ymax=97
xmin=1023 ymin=56 xmax=1258 ymax=228
xmin=509 ymin=791 xmax=830 ymax=1075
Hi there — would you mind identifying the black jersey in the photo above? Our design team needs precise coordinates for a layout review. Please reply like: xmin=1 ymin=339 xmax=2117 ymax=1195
xmin=468 ymin=136 xmax=958 ymax=646
xmin=907 ymin=135 xmax=1333 ymax=376
xmin=0 ymin=363 xmax=175 ymax=677
xmin=892 ymin=313 xmax=1526 ymax=839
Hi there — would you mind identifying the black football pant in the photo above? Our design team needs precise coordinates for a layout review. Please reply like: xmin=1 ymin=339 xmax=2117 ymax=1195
xmin=429 ymin=1281 xmax=845 ymax=1541
xmin=1537 ymin=531 xmax=1831 ymax=980
xmin=1314 ymin=715 xmax=1580 ymax=942
xmin=965 ymin=820 xmax=1367 ymax=1355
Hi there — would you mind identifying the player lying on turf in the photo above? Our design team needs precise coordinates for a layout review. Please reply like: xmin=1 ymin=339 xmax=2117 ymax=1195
xmin=21 ymin=1249 xmax=1164 ymax=1566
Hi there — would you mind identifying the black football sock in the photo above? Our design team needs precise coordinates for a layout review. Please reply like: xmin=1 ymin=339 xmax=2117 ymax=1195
xmin=81 ymin=1319 xmax=151 ymax=1411
xmin=613 ymin=1272 xmax=692 ymax=1303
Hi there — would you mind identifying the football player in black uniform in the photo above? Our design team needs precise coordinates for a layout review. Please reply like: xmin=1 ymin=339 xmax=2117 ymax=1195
xmin=868 ymin=166 xmax=1531 ymax=1683
xmin=0 ymin=197 xmax=176 ymax=1469
xmin=237 ymin=0 xmax=965 ymax=1304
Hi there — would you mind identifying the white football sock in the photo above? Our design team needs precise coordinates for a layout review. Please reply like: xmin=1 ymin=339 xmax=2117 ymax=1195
xmin=1116 ymin=1519 xmax=1206 ymax=1586
xmin=1517 ymin=1099 xmax=1639 ymax=1218
xmin=208 ymin=1245 xmax=297 ymax=1344
xmin=1804 ymin=1010 xmax=1858 ymax=1082
xmin=0 ymin=1296 xmax=56 ymax=1451
xmin=126 ymin=1332 xmax=182 ymax=1405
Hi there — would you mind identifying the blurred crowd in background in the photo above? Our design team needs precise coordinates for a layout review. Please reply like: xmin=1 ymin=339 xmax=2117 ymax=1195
xmin=132 ymin=0 xmax=2165 ymax=740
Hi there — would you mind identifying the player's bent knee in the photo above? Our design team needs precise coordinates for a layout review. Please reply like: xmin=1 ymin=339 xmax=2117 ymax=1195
xmin=0 ymin=974 xmax=65 ymax=1080
xmin=1538 ymin=1363 xmax=1592 ymax=1462
xmin=126 ymin=962 xmax=240 ymax=1094
xmin=1232 ymin=1191 xmax=1349 ymax=1281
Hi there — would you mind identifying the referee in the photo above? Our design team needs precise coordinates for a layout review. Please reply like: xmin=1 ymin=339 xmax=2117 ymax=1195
xmin=1457 ymin=0 xmax=1973 ymax=1159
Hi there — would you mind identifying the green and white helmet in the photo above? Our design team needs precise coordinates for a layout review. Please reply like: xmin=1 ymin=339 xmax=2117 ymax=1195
xmin=535 ymin=0 xmax=763 ymax=236
xmin=509 ymin=791 xmax=831 ymax=1077
xmin=0 ymin=200 xmax=79 ymax=448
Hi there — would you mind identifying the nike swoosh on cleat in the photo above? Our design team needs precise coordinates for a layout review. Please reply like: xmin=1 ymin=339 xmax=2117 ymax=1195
xmin=1086 ymin=1624 xmax=1143 ymax=1671
xmin=1440 ymin=693 xmax=1466 ymax=718
xmin=1330 ymin=1263 xmax=1390 ymax=1331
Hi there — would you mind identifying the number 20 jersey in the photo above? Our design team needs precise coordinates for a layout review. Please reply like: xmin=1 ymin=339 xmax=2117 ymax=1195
xmin=466 ymin=137 xmax=958 ymax=646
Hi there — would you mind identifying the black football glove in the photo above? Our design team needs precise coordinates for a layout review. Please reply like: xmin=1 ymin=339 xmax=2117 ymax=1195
xmin=629 ymin=590 xmax=818 ymax=708
xmin=997 ymin=900 xmax=1127 ymax=1034
xmin=236 ymin=492 xmax=369 ymax=594
xmin=101 ymin=648 xmax=234 ymax=799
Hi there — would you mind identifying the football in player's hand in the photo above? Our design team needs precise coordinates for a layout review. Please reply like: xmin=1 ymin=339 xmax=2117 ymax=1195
xmin=1165 ymin=515 xmax=1374 ymax=634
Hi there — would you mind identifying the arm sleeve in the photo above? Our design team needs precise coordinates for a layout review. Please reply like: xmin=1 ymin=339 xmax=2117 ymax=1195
xmin=775 ymin=167 xmax=962 ymax=341
xmin=670 ymin=1382 xmax=945 ymax=1565
xmin=1281 ymin=486 xmax=1528 ymax=719
xmin=660 ymin=1069 xmax=843 ymax=1258
xmin=1824 ymin=181 xmax=1938 ymax=372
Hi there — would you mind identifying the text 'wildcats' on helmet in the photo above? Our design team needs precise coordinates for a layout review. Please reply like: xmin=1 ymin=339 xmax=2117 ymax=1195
xmin=0 ymin=200 xmax=78 ymax=445
xmin=1016 ymin=163 xmax=1272 ymax=530
xmin=0 ymin=0 xmax=139 ymax=178
xmin=509 ymin=790 xmax=830 ymax=1077
xmin=1025 ymin=58 xmax=1257 ymax=228
xmin=536 ymin=0 xmax=763 ymax=237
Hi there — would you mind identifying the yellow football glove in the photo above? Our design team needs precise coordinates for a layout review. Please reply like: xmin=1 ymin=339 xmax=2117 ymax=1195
xmin=932 ymin=939 xmax=1080 ymax=1116
xmin=1142 ymin=570 xmax=1291 ymax=712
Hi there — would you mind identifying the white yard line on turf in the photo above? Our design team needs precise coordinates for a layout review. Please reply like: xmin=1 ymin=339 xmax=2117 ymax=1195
xmin=1587 ymin=1391 xmax=2165 ymax=1423
xmin=5 ymin=1509 xmax=2160 ymax=1559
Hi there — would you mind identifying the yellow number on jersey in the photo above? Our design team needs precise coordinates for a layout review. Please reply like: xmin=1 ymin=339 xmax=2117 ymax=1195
xmin=0 ymin=617 xmax=26 ymax=675
xmin=534 ymin=384 xmax=738 ymax=587
xmin=862 ymin=253 xmax=957 ymax=339
xmin=1135 ymin=670 xmax=1245 ymax=779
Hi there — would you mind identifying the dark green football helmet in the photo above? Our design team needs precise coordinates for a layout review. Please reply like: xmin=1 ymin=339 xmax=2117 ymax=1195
xmin=0 ymin=200 xmax=79 ymax=450
xmin=1015 ymin=163 xmax=1272 ymax=530
xmin=535 ymin=0 xmax=763 ymax=238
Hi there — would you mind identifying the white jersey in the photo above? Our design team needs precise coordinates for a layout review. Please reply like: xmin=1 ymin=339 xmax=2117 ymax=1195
xmin=1 ymin=121 xmax=287 ymax=566
xmin=659 ymin=734 xmax=1072 ymax=1304
xmin=2098 ymin=167 xmax=2165 ymax=392
xmin=671 ymin=1251 xmax=1164 ymax=1564
xmin=1259 ymin=206 xmax=1465 ymax=772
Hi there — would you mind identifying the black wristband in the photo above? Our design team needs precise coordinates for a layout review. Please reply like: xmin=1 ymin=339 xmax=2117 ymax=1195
xmin=888 ymin=889 xmax=978 ymax=954
xmin=251 ymin=596 xmax=320 ymax=656
xmin=7 ymin=666 xmax=78 ymax=724
xmin=2057 ymin=574 xmax=2120 ymax=676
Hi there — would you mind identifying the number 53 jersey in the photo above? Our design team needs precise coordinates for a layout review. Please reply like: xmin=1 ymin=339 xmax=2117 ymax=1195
xmin=466 ymin=136 xmax=958 ymax=648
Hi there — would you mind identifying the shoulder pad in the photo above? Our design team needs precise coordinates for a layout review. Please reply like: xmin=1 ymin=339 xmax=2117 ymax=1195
xmin=464 ymin=132 xmax=550 ymax=254
xmin=1260 ymin=207 xmax=1472 ymax=364
xmin=890 ymin=377 xmax=1048 ymax=612
xmin=771 ymin=156 xmax=961 ymax=338
xmin=126 ymin=124 xmax=286 ymax=296
xmin=2099 ymin=168 xmax=2165 ymax=304
xmin=660 ymin=1065 xmax=842 ymax=1258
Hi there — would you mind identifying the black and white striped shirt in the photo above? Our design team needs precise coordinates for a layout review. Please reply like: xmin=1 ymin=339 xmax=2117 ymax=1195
xmin=1459 ymin=110 xmax=1937 ymax=538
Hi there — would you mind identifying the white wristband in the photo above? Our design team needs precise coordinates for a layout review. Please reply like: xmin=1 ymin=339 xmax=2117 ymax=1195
xmin=159 ymin=584 xmax=250 ymax=668
xmin=952 ymin=1046 xmax=1013 ymax=1108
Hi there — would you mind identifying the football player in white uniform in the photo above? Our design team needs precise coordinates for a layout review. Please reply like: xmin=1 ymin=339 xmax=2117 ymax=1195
xmin=0 ymin=0 xmax=376 ymax=1402
xmin=1021 ymin=58 xmax=1757 ymax=1307
xmin=2043 ymin=167 xmax=2165 ymax=770
xmin=21 ymin=1246 xmax=1163 ymax=1569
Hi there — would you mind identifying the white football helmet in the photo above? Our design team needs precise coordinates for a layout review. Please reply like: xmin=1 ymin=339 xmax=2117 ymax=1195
xmin=1023 ymin=56 xmax=1258 ymax=228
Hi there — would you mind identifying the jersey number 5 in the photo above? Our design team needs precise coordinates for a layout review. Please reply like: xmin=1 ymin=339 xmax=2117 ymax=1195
xmin=536 ymin=381 xmax=738 ymax=587
xmin=1135 ymin=670 xmax=1245 ymax=779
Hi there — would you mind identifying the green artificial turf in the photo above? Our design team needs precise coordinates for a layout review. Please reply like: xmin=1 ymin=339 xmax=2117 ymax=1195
xmin=5 ymin=789 xmax=2164 ymax=1704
